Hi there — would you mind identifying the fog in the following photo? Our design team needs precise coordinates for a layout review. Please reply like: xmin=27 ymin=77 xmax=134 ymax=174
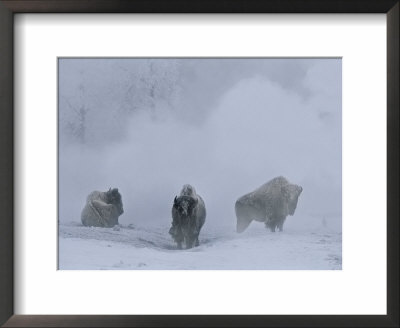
xmin=58 ymin=58 xmax=341 ymax=232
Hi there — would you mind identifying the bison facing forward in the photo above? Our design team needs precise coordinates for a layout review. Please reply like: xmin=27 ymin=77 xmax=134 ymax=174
xmin=235 ymin=176 xmax=302 ymax=233
xmin=81 ymin=188 xmax=124 ymax=228
xmin=169 ymin=184 xmax=206 ymax=249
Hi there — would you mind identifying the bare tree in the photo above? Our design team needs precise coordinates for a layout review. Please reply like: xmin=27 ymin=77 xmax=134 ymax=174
xmin=61 ymin=84 xmax=90 ymax=144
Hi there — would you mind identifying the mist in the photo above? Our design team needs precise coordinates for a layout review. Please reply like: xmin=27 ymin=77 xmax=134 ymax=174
xmin=58 ymin=58 xmax=342 ymax=233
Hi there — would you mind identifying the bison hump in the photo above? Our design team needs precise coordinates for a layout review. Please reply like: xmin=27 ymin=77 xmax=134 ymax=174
xmin=86 ymin=191 xmax=107 ymax=203
xmin=180 ymin=184 xmax=197 ymax=197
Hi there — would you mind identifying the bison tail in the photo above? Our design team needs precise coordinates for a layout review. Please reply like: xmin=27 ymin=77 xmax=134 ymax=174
xmin=235 ymin=201 xmax=253 ymax=233
xmin=236 ymin=217 xmax=252 ymax=233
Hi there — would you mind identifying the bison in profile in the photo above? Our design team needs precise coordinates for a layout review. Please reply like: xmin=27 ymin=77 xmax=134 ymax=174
xmin=235 ymin=176 xmax=302 ymax=233
xmin=81 ymin=188 xmax=124 ymax=228
xmin=169 ymin=184 xmax=206 ymax=249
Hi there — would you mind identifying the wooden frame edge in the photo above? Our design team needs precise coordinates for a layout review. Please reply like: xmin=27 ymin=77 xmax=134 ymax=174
xmin=0 ymin=0 xmax=14 ymax=327
xmin=0 ymin=0 xmax=398 ymax=327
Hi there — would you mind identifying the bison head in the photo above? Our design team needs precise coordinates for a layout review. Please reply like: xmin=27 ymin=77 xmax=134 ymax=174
xmin=174 ymin=195 xmax=198 ymax=218
xmin=286 ymin=184 xmax=302 ymax=215
xmin=107 ymin=188 xmax=124 ymax=215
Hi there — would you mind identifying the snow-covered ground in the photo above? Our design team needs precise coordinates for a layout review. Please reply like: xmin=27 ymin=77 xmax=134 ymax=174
xmin=58 ymin=221 xmax=342 ymax=270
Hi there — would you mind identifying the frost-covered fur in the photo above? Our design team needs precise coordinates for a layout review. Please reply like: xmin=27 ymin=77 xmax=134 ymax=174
xmin=180 ymin=184 xmax=197 ymax=197
xmin=81 ymin=188 xmax=124 ymax=228
xmin=169 ymin=184 xmax=206 ymax=249
xmin=235 ymin=176 xmax=302 ymax=233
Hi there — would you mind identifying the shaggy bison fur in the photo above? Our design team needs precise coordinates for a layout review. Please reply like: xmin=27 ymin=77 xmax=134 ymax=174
xmin=169 ymin=184 xmax=206 ymax=249
xmin=235 ymin=176 xmax=302 ymax=233
xmin=81 ymin=188 xmax=124 ymax=228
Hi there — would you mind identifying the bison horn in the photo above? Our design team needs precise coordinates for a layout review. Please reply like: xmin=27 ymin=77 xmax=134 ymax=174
xmin=174 ymin=196 xmax=177 ymax=204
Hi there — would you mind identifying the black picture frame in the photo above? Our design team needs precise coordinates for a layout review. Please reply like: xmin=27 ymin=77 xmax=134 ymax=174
xmin=0 ymin=1 xmax=398 ymax=327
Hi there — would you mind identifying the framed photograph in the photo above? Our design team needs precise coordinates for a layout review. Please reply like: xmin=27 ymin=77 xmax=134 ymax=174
xmin=57 ymin=57 xmax=341 ymax=270
xmin=1 ymin=0 xmax=398 ymax=327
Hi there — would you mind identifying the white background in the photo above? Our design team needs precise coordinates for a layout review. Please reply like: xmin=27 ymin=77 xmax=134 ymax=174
xmin=14 ymin=14 xmax=386 ymax=314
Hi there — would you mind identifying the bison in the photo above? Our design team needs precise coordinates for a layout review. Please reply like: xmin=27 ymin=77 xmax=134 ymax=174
xmin=169 ymin=184 xmax=206 ymax=249
xmin=81 ymin=188 xmax=124 ymax=228
xmin=235 ymin=176 xmax=302 ymax=233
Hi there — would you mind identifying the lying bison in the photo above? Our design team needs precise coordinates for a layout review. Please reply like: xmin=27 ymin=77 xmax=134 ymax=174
xmin=235 ymin=176 xmax=302 ymax=233
xmin=81 ymin=188 xmax=124 ymax=228
xmin=169 ymin=184 xmax=206 ymax=249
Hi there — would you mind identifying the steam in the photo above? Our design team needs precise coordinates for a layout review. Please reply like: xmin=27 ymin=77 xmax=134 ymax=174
xmin=59 ymin=59 xmax=341 ymax=232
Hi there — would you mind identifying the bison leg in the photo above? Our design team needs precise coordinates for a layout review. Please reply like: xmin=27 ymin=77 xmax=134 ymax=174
xmin=169 ymin=226 xmax=184 ymax=249
xmin=277 ymin=218 xmax=286 ymax=232
xmin=184 ymin=236 xmax=194 ymax=249
xmin=176 ymin=235 xmax=184 ymax=249
xmin=189 ymin=234 xmax=200 ymax=248
xmin=274 ymin=216 xmax=286 ymax=232
xmin=265 ymin=219 xmax=276 ymax=232
xmin=184 ymin=232 xmax=200 ymax=249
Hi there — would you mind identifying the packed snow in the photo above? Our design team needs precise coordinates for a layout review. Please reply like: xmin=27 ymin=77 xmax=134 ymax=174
xmin=58 ymin=220 xmax=342 ymax=270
